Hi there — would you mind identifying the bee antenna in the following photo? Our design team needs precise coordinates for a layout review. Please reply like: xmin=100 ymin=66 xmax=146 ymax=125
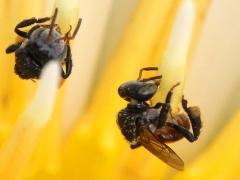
xmin=48 ymin=8 xmax=58 ymax=39
xmin=137 ymin=67 xmax=159 ymax=80
xmin=140 ymin=75 xmax=162 ymax=82
xmin=71 ymin=18 xmax=82 ymax=39
xmin=170 ymin=82 xmax=180 ymax=91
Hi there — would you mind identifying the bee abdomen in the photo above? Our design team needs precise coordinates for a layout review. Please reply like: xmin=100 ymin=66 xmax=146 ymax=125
xmin=15 ymin=49 xmax=41 ymax=79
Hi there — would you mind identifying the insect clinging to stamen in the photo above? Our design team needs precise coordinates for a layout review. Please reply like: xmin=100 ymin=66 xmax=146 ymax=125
xmin=6 ymin=8 xmax=82 ymax=80
xmin=117 ymin=67 xmax=202 ymax=170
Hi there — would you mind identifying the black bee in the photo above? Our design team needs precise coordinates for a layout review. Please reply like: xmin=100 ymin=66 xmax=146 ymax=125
xmin=117 ymin=67 xmax=202 ymax=170
xmin=6 ymin=8 xmax=82 ymax=80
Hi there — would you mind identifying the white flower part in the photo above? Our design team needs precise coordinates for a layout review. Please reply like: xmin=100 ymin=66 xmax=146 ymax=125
xmin=24 ymin=61 xmax=61 ymax=128
xmin=152 ymin=0 xmax=196 ymax=112
xmin=54 ymin=0 xmax=80 ymax=33
xmin=0 ymin=61 xmax=61 ymax=179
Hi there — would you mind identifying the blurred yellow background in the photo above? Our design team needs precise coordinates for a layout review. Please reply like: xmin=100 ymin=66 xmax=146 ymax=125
xmin=0 ymin=0 xmax=239 ymax=179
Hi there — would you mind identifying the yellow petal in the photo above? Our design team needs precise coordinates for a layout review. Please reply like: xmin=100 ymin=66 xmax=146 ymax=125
xmin=0 ymin=61 xmax=60 ymax=180
xmin=61 ymin=0 xmax=114 ymax=139
xmin=1 ymin=0 xmax=45 ymax=126
xmin=65 ymin=0 xmax=183 ymax=179
xmin=172 ymin=110 xmax=240 ymax=179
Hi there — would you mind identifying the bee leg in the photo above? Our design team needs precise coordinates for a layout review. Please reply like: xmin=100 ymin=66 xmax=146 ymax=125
xmin=182 ymin=97 xmax=202 ymax=139
xmin=61 ymin=45 xmax=72 ymax=79
xmin=66 ymin=18 xmax=82 ymax=41
xmin=27 ymin=25 xmax=41 ymax=38
xmin=157 ymin=83 xmax=180 ymax=128
xmin=165 ymin=122 xmax=196 ymax=142
xmin=130 ymin=142 xmax=141 ymax=149
xmin=15 ymin=17 xmax=50 ymax=38
xmin=6 ymin=41 xmax=22 ymax=54
xmin=153 ymin=102 xmax=163 ymax=109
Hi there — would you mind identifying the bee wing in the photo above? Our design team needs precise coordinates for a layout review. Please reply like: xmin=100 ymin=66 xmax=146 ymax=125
xmin=139 ymin=126 xmax=184 ymax=171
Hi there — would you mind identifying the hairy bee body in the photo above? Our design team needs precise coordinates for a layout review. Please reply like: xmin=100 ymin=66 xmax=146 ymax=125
xmin=116 ymin=67 xmax=202 ymax=170
xmin=117 ymin=103 xmax=159 ymax=147
xmin=6 ymin=8 xmax=82 ymax=80
xmin=15 ymin=28 xmax=67 ymax=79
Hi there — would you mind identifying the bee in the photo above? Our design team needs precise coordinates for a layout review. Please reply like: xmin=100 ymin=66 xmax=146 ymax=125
xmin=117 ymin=67 xmax=202 ymax=170
xmin=6 ymin=8 xmax=82 ymax=80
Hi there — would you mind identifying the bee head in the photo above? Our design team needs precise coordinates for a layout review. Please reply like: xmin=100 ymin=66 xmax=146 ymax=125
xmin=118 ymin=80 xmax=159 ymax=102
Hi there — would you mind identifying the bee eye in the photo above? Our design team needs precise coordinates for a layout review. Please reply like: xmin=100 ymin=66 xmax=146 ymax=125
xmin=137 ymin=83 xmax=157 ymax=101
xmin=138 ymin=84 xmax=156 ymax=95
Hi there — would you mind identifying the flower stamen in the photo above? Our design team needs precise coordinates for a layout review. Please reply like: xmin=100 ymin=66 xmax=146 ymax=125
xmin=152 ymin=0 xmax=196 ymax=113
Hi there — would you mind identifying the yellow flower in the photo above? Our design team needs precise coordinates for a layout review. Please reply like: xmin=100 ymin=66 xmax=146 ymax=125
xmin=0 ymin=61 xmax=60 ymax=180
xmin=0 ymin=0 xmax=239 ymax=179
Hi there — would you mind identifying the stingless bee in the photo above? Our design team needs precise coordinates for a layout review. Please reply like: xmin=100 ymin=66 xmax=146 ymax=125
xmin=6 ymin=8 xmax=82 ymax=80
xmin=117 ymin=67 xmax=202 ymax=170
